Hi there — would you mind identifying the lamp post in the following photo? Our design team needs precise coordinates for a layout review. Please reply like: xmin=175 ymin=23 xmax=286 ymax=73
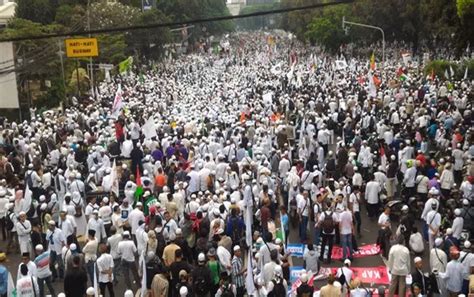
xmin=342 ymin=16 xmax=385 ymax=82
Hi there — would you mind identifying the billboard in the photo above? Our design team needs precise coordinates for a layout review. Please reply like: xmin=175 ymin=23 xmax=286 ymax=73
xmin=0 ymin=42 xmax=20 ymax=109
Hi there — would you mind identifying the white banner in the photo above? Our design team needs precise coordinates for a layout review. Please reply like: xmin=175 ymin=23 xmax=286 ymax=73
xmin=0 ymin=42 xmax=20 ymax=108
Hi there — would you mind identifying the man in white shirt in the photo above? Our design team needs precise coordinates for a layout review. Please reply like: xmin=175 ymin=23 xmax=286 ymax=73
xmin=378 ymin=207 xmax=391 ymax=258
xmin=339 ymin=208 xmax=354 ymax=260
xmin=349 ymin=187 xmax=362 ymax=237
xmin=0 ymin=189 xmax=9 ymax=240
xmin=33 ymin=244 xmax=56 ymax=297
xmin=336 ymin=259 xmax=353 ymax=295
xmin=58 ymin=211 xmax=76 ymax=245
xmin=297 ymin=190 xmax=310 ymax=243
xmin=403 ymin=161 xmax=417 ymax=200
xmin=16 ymin=212 xmax=32 ymax=255
xmin=451 ymin=208 xmax=464 ymax=240
xmin=45 ymin=220 xmax=66 ymax=281
xmin=426 ymin=202 xmax=442 ymax=249
xmin=365 ymin=175 xmax=381 ymax=219
xmin=388 ymin=236 xmax=411 ymax=297
xmin=127 ymin=202 xmax=145 ymax=240
xmin=86 ymin=210 xmax=106 ymax=243
xmin=430 ymin=238 xmax=447 ymax=273
xmin=117 ymin=231 xmax=140 ymax=290
xmin=16 ymin=263 xmax=40 ymax=297
xmin=96 ymin=243 xmax=115 ymax=297
xmin=107 ymin=226 xmax=122 ymax=282
xmin=82 ymin=229 xmax=98 ymax=283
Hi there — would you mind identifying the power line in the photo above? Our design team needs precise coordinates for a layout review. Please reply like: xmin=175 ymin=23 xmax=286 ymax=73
xmin=0 ymin=0 xmax=354 ymax=42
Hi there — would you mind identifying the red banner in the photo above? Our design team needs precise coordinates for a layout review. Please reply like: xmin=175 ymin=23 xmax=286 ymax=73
xmin=331 ymin=244 xmax=381 ymax=260
xmin=292 ymin=266 xmax=391 ymax=292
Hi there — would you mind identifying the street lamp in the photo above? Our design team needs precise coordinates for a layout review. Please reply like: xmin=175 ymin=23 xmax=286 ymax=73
xmin=342 ymin=16 xmax=385 ymax=82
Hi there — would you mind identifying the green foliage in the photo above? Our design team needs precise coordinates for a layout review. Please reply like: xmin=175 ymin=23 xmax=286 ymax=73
xmin=237 ymin=3 xmax=281 ymax=30
xmin=89 ymin=2 xmax=140 ymax=30
xmin=35 ymin=76 xmax=65 ymax=108
xmin=127 ymin=9 xmax=171 ymax=59
xmin=457 ymin=0 xmax=474 ymax=18
xmin=15 ymin=0 xmax=54 ymax=24
xmin=305 ymin=4 xmax=350 ymax=51
xmin=424 ymin=59 xmax=474 ymax=79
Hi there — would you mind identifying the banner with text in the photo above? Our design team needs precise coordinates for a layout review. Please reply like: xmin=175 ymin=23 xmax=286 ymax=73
xmin=332 ymin=244 xmax=380 ymax=260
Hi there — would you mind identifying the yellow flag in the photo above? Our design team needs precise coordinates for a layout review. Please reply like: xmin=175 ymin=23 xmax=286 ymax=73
xmin=370 ymin=52 xmax=376 ymax=70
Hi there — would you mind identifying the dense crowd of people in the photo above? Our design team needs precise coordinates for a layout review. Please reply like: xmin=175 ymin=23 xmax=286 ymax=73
xmin=0 ymin=30 xmax=473 ymax=297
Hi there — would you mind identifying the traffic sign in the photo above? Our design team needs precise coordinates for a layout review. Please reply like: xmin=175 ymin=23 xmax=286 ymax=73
xmin=65 ymin=38 xmax=98 ymax=58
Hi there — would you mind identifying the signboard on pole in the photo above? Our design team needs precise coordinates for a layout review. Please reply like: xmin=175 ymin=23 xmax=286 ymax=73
xmin=65 ymin=38 xmax=99 ymax=58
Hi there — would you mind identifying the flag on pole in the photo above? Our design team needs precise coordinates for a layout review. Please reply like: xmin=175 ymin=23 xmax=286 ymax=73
xmin=464 ymin=67 xmax=468 ymax=80
xmin=368 ymin=72 xmax=377 ymax=98
xmin=141 ymin=254 xmax=147 ymax=297
xmin=450 ymin=66 xmax=455 ymax=78
xmin=7 ymin=272 xmax=16 ymax=297
xmin=142 ymin=116 xmax=157 ymax=140
xmin=373 ymin=75 xmax=381 ymax=86
xmin=135 ymin=166 xmax=143 ymax=202
xmin=245 ymin=249 xmax=256 ymax=295
xmin=110 ymin=159 xmax=119 ymax=198
xmin=444 ymin=69 xmax=449 ymax=79
xmin=119 ymin=56 xmax=133 ymax=74
xmin=370 ymin=52 xmax=376 ymax=70
xmin=111 ymin=84 xmax=124 ymax=118
xmin=93 ymin=263 xmax=99 ymax=297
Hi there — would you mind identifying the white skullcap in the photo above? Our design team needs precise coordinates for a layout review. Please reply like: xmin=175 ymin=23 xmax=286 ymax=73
xmin=86 ymin=287 xmax=95 ymax=295
xmin=435 ymin=238 xmax=443 ymax=247
xmin=124 ymin=290 xmax=134 ymax=297
xmin=179 ymin=286 xmax=188 ymax=296
xmin=58 ymin=293 xmax=66 ymax=297
xmin=465 ymin=241 xmax=472 ymax=249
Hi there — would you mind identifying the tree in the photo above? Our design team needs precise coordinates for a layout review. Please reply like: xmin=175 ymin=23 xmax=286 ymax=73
xmin=15 ymin=0 xmax=54 ymax=24
xmin=305 ymin=4 xmax=350 ymax=52
xmin=127 ymin=9 xmax=172 ymax=59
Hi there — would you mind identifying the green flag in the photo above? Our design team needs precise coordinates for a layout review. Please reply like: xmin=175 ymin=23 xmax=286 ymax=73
xmin=119 ymin=56 xmax=133 ymax=74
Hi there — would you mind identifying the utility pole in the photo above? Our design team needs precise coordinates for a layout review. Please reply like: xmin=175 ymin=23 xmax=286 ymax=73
xmin=342 ymin=16 xmax=385 ymax=82
xmin=57 ymin=39 xmax=67 ymax=111
xmin=87 ymin=0 xmax=95 ymax=99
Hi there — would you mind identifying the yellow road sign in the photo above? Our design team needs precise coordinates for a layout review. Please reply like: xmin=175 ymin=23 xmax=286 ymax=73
xmin=65 ymin=38 xmax=98 ymax=58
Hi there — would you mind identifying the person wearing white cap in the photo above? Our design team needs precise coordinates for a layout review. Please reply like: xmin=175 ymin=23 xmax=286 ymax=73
xmin=430 ymin=237 xmax=447 ymax=274
xmin=124 ymin=289 xmax=134 ymax=297
xmin=85 ymin=287 xmax=95 ymax=297
xmin=45 ymin=220 xmax=66 ymax=281
xmin=335 ymin=259 xmax=353 ymax=295
xmin=191 ymin=253 xmax=212 ymax=296
xmin=86 ymin=209 xmax=106 ymax=243
xmin=411 ymin=257 xmax=429 ymax=296
xmin=426 ymin=201 xmax=442 ymax=250
xmin=128 ymin=202 xmax=145 ymax=239
xmin=451 ymin=208 xmax=464 ymax=240
xmin=459 ymin=241 xmax=474 ymax=295
xmin=0 ymin=189 xmax=9 ymax=241
xmin=230 ymin=245 xmax=245 ymax=296
xmin=33 ymin=244 xmax=56 ymax=296
xmin=117 ymin=230 xmax=140 ymax=290
xmin=96 ymin=243 xmax=115 ymax=296
xmin=16 ymin=211 xmax=32 ymax=255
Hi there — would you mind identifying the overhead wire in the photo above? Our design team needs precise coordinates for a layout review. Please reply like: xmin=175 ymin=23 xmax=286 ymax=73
xmin=0 ymin=0 xmax=354 ymax=42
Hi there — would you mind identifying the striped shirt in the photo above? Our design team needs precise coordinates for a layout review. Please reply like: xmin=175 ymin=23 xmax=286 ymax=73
xmin=231 ymin=256 xmax=244 ymax=288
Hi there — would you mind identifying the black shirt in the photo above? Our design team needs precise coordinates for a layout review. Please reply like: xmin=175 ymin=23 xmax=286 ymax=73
xmin=64 ymin=267 xmax=88 ymax=297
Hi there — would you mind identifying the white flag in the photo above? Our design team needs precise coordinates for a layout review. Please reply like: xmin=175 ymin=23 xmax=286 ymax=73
xmin=464 ymin=67 xmax=468 ymax=80
xmin=141 ymin=254 xmax=147 ymax=297
xmin=450 ymin=66 xmax=455 ymax=78
xmin=110 ymin=159 xmax=119 ymax=198
xmin=142 ymin=116 xmax=157 ymax=140
xmin=111 ymin=84 xmax=124 ymax=118
xmin=93 ymin=263 xmax=99 ymax=297
xmin=368 ymin=72 xmax=377 ymax=98
xmin=444 ymin=69 xmax=449 ymax=79
xmin=245 ymin=249 xmax=256 ymax=295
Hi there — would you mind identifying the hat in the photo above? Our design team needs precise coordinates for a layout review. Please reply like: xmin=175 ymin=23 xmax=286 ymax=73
xmin=217 ymin=228 xmax=224 ymax=235
xmin=70 ymin=243 xmax=77 ymax=251
xmin=434 ymin=238 xmax=443 ymax=247
xmin=463 ymin=199 xmax=470 ymax=206
xmin=464 ymin=241 xmax=472 ymax=249
xmin=58 ymin=293 xmax=66 ymax=297
xmin=446 ymin=228 xmax=453 ymax=235
xmin=300 ymin=272 xmax=308 ymax=283
xmin=455 ymin=208 xmax=462 ymax=216
xmin=179 ymin=269 xmax=188 ymax=278
xmin=175 ymin=228 xmax=182 ymax=235
xmin=92 ymin=209 xmax=99 ymax=214
xmin=136 ymin=202 xmax=143 ymax=207
xmin=124 ymin=290 xmax=134 ymax=297
xmin=233 ymin=245 xmax=241 ymax=252
xmin=414 ymin=257 xmax=422 ymax=263
xmin=35 ymin=244 xmax=44 ymax=251
xmin=48 ymin=220 xmax=56 ymax=225
xmin=123 ymin=231 xmax=130 ymax=237
xmin=179 ymin=286 xmax=188 ymax=296
xmin=344 ymin=259 xmax=351 ymax=265
xmin=401 ymin=205 xmax=409 ymax=211
xmin=429 ymin=188 xmax=439 ymax=195
xmin=86 ymin=287 xmax=95 ymax=295
xmin=198 ymin=253 xmax=206 ymax=262
xmin=19 ymin=211 xmax=26 ymax=216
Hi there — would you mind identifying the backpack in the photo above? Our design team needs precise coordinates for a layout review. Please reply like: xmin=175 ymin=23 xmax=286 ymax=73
xmin=321 ymin=211 xmax=335 ymax=233
xmin=220 ymin=282 xmax=234 ymax=297
xmin=193 ymin=272 xmax=207 ymax=295
xmin=26 ymin=172 xmax=34 ymax=189
xmin=5 ymin=212 xmax=14 ymax=231
xmin=269 ymin=279 xmax=286 ymax=297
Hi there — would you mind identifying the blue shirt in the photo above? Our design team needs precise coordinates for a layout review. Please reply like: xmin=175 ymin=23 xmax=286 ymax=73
xmin=281 ymin=214 xmax=289 ymax=232
xmin=0 ymin=264 xmax=8 ymax=294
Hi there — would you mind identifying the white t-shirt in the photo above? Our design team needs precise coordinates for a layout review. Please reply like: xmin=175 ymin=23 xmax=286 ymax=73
xmin=426 ymin=210 xmax=441 ymax=235
xmin=378 ymin=213 xmax=390 ymax=229
xmin=96 ymin=253 xmax=114 ymax=283
xmin=365 ymin=181 xmax=381 ymax=204
xmin=297 ymin=197 xmax=310 ymax=217
xmin=339 ymin=210 xmax=353 ymax=235
xmin=349 ymin=193 xmax=360 ymax=212
xmin=117 ymin=240 xmax=137 ymax=262
xmin=16 ymin=276 xmax=39 ymax=297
